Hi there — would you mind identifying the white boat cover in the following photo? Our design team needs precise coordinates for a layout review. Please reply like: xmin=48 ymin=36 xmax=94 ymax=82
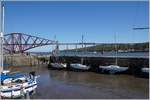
xmin=50 ymin=63 xmax=67 ymax=68
xmin=99 ymin=65 xmax=128 ymax=73
xmin=70 ymin=63 xmax=90 ymax=70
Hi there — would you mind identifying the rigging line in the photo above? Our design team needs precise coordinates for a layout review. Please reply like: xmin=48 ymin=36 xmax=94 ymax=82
xmin=114 ymin=33 xmax=117 ymax=65
xmin=52 ymin=34 xmax=56 ymax=54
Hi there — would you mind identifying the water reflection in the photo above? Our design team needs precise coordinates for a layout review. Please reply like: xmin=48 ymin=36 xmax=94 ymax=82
xmin=47 ymin=69 xmax=148 ymax=99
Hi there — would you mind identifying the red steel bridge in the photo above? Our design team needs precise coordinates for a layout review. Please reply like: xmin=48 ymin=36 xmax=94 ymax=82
xmin=3 ymin=33 xmax=100 ymax=53
xmin=4 ymin=33 xmax=57 ymax=53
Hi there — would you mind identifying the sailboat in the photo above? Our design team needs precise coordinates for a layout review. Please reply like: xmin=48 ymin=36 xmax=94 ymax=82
xmin=99 ymin=33 xmax=128 ymax=74
xmin=49 ymin=42 xmax=67 ymax=69
xmin=70 ymin=35 xmax=91 ymax=71
xmin=0 ymin=1 xmax=38 ymax=98
xmin=141 ymin=67 xmax=149 ymax=73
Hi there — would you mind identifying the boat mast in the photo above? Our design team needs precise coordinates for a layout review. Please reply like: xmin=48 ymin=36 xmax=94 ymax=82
xmin=81 ymin=34 xmax=84 ymax=64
xmin=0 ymin=0 xmax=4 ymax=72
xmin=53 ymin=35 xmax=59 ymax=62
xmin=114 ymin=33 xmax=118 ymax=65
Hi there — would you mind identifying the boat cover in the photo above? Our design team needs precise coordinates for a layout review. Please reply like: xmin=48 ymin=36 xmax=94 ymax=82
xmin=1 ymin=73 xmax=26 ymax=81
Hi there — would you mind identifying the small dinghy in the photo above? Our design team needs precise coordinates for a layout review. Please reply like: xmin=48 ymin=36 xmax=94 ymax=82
xmin=141 ymin=68 xmax=149 ymax=73
xmin=70 ymin=63 xmax=90 ymax=71
xmin=0 ymin=70 xmax=38 ymax=98
xmin=99 ymin=65 xmax=128 ymax=74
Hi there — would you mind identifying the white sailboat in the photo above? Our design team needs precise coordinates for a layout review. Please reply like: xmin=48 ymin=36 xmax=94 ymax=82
xmin=0 ymin=1 xmax=38 ymax=98
xmin=99 ymin=33 xmax=128 ymax=74
xmin=141 ymin=67 xmax=149 ymax=73
xmin=49 ymin=42 xmax=67 ymax=69
xmin=99 ymin=65 xmax=128 ymax=74
xmin=70 ymin=35 xmax=90 ymax=71
xmin=1 ymin=71 xmax=38 ymax=98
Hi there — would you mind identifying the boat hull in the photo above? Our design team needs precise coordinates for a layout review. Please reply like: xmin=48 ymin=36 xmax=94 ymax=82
xmin=69 ymin=64 xmax=90 ymax=71
xmin=1 ymin=71 xmax=38 ymax=98
xmin=99 ymin=65 xmax=128 ymax=74
xmin=48 ymin=63 xmax=67 ymax=70
xmin=1 ymin=81 xmax=37 ymax=98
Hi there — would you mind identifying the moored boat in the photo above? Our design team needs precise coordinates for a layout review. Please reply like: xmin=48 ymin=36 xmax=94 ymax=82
xmin=141 ymin=67 xmax=149 ymax=73
xmin=0 ymin=2 xmax=38 ymax=98
xmin=70 ymin=63 xmax=90 ymax=71
xmin=99 ymin=33 xmax=128 ymax=74
xmin=1 ymin=70 xmax=38 ymax=98
xmin=69 ymin=35 xmax=91 ymax=71
xmin=48 ymin=41 xmax=67 ymax=70
xmin=99 ymin=65 xmax=128 ymax=74
xmin=50 ymin=63 xmax=67 ymax=69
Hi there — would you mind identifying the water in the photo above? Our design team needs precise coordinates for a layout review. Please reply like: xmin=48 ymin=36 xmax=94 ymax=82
xmin=59 ymin=51 xmax=149 ymax=58
xmin=7 ymin=65 xmax=149 ymax=99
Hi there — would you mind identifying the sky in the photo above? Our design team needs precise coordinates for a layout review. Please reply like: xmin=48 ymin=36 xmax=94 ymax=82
xmin=3 ymin=1 xmax=149 ymax=52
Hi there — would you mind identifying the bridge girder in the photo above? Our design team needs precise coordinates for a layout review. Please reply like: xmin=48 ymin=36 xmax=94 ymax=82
xmin=4 ymin=33 xmax=57 ymax=53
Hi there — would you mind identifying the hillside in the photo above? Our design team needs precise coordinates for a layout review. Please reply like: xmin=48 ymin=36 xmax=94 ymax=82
xmin=63 ymin=42 xmax=149 ymax=52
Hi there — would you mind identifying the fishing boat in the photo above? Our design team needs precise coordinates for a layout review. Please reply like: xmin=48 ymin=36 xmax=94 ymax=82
xmin=99 ymin=33 xmax=128 ymax=74
xmin=69 ymin=35 xmax=91 ymax=71
xmin=0 ymin=1 xmax=38 ymax=98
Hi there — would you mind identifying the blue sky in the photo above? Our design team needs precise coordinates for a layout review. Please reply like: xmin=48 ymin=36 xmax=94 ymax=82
xmin=4 ymin=1 xmax=149 ymax=52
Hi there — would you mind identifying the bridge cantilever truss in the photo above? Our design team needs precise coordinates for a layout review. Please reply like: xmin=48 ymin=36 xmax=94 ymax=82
xmin=4 ymin=33 xmax=57 ymax=53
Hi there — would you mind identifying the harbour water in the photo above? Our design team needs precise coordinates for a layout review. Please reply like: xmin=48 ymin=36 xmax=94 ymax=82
xmin=7 ymin=65 xmax=149 ymax=99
